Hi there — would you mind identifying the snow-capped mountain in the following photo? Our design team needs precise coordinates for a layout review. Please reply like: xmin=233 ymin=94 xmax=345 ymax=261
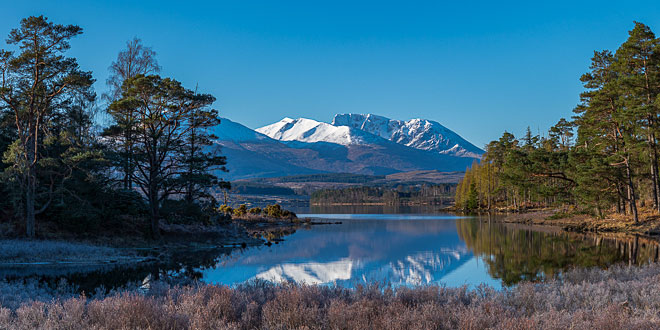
xmin=212 ymin=115 xmax=482 ymax=180
xmin=255 ymin=117 xmax=382 ymax=145
xmin=332 ymin=114 xmax=483 ymax=158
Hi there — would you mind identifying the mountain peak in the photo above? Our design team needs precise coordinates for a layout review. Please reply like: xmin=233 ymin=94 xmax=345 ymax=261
xmin=332 ymin=113 xmax=483 ymax=158
xmin=256 ymin=117 xmax=375 ymax=145
xmin=211 ymin=117 xmax=272 ymax=142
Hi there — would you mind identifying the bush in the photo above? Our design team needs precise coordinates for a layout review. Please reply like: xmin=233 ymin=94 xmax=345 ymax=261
xmin=218 ymin=204 xmax=233 ymax=216
xmin=248 ymin=207 xmax=261 ymax=215
xmin=233 ymin=204 xmax=248 ymax=217
xmin=281 ymin=210 xmax=296 ymax=219
xmin=264 ymin=204 xmax=282 ymax=218
xmin=262 ymin=204 xmax=296 ymax=219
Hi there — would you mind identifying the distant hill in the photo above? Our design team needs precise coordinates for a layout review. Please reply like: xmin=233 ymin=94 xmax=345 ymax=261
xmin=235 ymin=171 xmax=461 ymax=196
xmin=385 ymin=170 xmax=466 ymax=184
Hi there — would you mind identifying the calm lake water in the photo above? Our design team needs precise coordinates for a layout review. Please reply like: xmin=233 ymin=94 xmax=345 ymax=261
xmin=5 ymin=207 xmax=660 ymax=292
xmin=199 ymin=208 xmax=660 ymax=289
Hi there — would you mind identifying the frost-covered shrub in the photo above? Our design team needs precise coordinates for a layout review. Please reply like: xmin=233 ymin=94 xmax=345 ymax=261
xmin=0 ymin=239 xmax=121 ymax=263
xmin=2 ymin=264 xmax=660 ymax=328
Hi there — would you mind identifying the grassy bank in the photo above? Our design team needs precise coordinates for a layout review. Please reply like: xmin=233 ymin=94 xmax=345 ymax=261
xmin=499 ymin=208 xmax=660 ymax=238
xmin=0 ymin=240 xmax=133 ymax=265
xmin=2 ymin=264 xmax=660 ymax=328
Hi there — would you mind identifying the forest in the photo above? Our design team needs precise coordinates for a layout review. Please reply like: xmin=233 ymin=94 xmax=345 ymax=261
xmin=311 ymin=184 xmax=455 ymax=205
xmin=456 ymin=22 xmax=660 ymax=223
xmin=0 ymin=16 xmax=230 ymax=239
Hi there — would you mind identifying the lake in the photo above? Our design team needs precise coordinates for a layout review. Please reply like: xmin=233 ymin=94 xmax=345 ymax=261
xmin=197 ymin=210 xmax=659 ymax=289
xmin=6 ymin=208 xmax=660 ymax=292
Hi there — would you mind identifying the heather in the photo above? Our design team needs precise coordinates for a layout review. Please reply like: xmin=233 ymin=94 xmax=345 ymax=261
xmin=0 ymin=264 xmax=660 ymax=329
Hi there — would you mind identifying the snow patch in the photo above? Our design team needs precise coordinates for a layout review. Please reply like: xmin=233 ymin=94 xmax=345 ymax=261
xmin=211 ymin=118 xmax=273 ymax=142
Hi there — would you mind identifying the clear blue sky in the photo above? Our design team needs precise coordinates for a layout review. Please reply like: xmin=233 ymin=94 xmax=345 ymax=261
xmin=2 ymin=1 xmax=660 ymax=148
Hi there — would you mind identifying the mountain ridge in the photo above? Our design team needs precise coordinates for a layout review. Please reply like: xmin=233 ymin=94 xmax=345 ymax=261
xmin=255 ymin=117 xmax=386 ymax=146
xmin=214 ymin=115 xmax=482 ymax=180
xmin=331 ymin=113 xmax=483 ymax=158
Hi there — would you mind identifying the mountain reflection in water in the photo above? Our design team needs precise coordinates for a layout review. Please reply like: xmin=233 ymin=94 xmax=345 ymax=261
xmin=204 ymin=215 xmax=480 ymax=287
xmin=203 ymin=213 xmax=660 ymax=288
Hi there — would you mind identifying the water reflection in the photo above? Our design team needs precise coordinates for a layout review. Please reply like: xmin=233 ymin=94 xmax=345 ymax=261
xmin=457 ymin=217 xmax=660 ymax=286
xmin=203 ymin=215 xmax=477 ymax=287
xmin=4 ymin=213 xmax=660 ymax=292
xmin=2 ymin=246 xmax=240 ymax=294
xmin=203 ymin=214 xmax=660 ymax=288
xmin=255 ymin=258 xmax=354 ymax=284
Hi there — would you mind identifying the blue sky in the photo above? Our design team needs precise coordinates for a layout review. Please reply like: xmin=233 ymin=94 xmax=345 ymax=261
xmin=2 ymin=1 xmax=660 ymax=148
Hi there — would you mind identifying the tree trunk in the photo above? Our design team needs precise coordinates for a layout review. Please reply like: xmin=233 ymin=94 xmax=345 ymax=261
xmin=25 ymin=176 xmax=35 ymax=238
xmin=642 ymin=59 xmax=660 ymax=212
xmin=625 ymin=157 xmax=639 ymax=223
xmin=123 ymin=127 xmax=131 ymax=190
xmin=651 ymin=132 xmax=660 ymax=212
xmin=647 ymin=127 xmax=659 ymax=212
xmin=25 ymin=134 xmax=37 ymax=238
xmin=149 ymin=192 xmax=160 ymax=239
xmin=148 ymin=164 xmax=161 ymax=239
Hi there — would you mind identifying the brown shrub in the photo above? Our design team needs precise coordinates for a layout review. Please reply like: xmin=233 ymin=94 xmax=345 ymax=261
xmin=4 ymin=264 xmax=660 ymax=329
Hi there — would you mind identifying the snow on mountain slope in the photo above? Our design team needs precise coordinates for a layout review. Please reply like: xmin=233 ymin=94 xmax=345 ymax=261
xmin=256 ymin=117 xmax=382 ymax=145
xmin=255 ymin=258 xmax=354 ymax=285
xmin=211 ymin=117 xmax=273 ymax=142
xmin=211 ymin=115 xmax=481 ymax=180
xmin=332 ymin=114 xmax=483 ymax=158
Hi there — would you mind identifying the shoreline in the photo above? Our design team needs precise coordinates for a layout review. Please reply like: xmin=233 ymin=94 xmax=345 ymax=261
xmin=484 ymin=208 xmax=660 ymax=241
xmin=0 ymin=216 xmax=307 ymax=266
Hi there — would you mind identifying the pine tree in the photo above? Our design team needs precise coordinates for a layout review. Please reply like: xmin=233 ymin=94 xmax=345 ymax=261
xmin=614 ymin=22 xmax=660 ymax=213
xmin=0 ymin=16 xmax=94 ymax=237
xmin=110 ymin=74 xmax=222 ymax=238
xmin=466 ymin=182 xmax=479 ymax=210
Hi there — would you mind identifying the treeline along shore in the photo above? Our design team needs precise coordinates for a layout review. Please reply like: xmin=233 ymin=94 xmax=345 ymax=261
xmin=455 ymin=22 xmax=660 ymax=238
xmin=311 ymin=184 xmax=455 ymax=206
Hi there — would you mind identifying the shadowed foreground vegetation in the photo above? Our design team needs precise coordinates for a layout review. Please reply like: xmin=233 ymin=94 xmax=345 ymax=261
xmin=2 ymin=264 xmax=660 ymax=329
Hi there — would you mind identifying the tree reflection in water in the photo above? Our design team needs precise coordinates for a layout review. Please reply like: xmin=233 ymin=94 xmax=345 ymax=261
xmin=456 ymin=215 xmax=660 ymax=286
